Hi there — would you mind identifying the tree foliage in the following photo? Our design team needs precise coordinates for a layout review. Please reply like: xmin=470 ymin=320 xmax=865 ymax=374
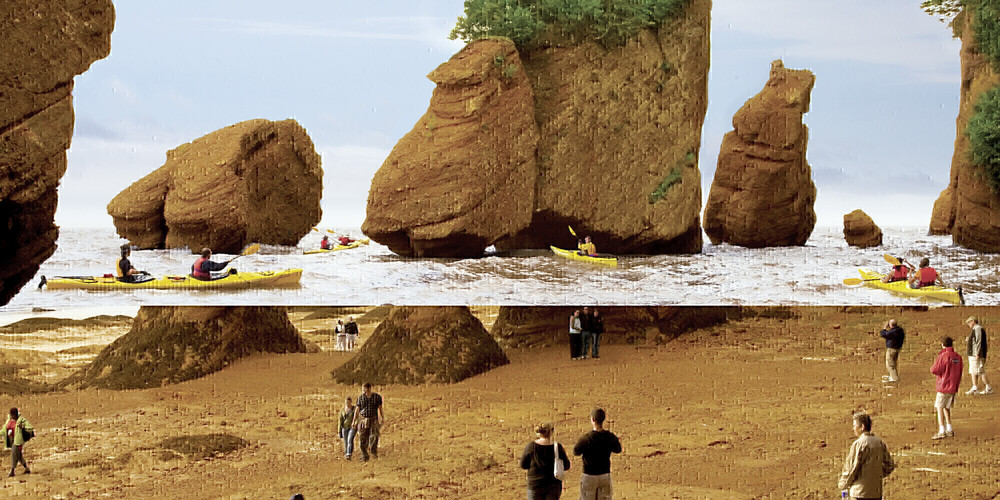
xmin=969 ymin=0 xmax=1000 ymax=71
xmin=921 ymin=0 xmax=963 ymax=22
xmin=967 ymin=86 xmax=1000 ymax=191
xmin=450 ymin=0 xmax=688 ymax=48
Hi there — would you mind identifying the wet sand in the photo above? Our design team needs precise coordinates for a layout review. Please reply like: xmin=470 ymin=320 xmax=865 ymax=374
xmin=1 ymin=307 xmax=998 ymax=498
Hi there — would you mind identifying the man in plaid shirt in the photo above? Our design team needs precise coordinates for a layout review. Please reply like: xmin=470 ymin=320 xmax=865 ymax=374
xmin=351 ymin=382 xmax=384 ymax=462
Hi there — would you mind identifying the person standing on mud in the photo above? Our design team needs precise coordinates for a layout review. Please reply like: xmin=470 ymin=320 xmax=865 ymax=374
xmin=837 ymin=413 xmax=895 ymax=499
xmin=580 ymin=307 xmax=594 ymax=359
xmin=964 ymin=316 xmax=992 ymax=395
xmin=573 ymin=408 xmax=622 ymax=500
xmin=520 ymin=422 xmax=570 ymax=500
xmin=335 ymin=319 xmax=346 ymax=352
xmin=4 ymin=407 xmax=33 ymax=477
xmin=351 ymin=382 xmax=383 ymax=462
xmin=569 ymin=310 xmax=583 ymax=360
xmin=345 ymin=317 xmax=360 ymax=351
xmin=931 ymin=336 xmax=963 ymax=440
xmin=590 ymin=309 xmax=604 ymax=360
xmin=339 ymin=396 xmax=358 ymax=460
xmin=879 ymin=319 xmax=905 ymax=383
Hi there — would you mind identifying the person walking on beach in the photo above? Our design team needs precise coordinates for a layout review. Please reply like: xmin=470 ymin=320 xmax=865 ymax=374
xmin=569 ymin=310 xmax=583 ymax=360
xmin=879 ymin=319 xmax=905 ymax=383
xmin=964 ymin=316 xmax=992 ymax=395
xmin=335 ymin=320 xmax=346 ymax=352
xmin=590 ymin=309 xmax=604 ymax=360
xmin=580 ymin=307 xmax=594 ymax=359
xmin=339 ymin=396 xmax=358 ymax=460
xmin=931 ymin=336 xmax=963 ymax=439
xmin=520 ymin=422 xmax=570 ymax=500
xmin=837 ymin=412 xmax=895 ymax=499
xmin=573 ymin=408 xmax=622 ymax=500
xmin=351 ymin=382 xmax=383 ymax=462
xmin=4 ymin=408 xmax=33 ymax=477
xmin=345 ymin=317 xmax=360 ymax=351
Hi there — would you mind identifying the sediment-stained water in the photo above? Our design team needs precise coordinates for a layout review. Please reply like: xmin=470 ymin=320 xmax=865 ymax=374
xmin=2 ymin=226 xmax=997 ymax=312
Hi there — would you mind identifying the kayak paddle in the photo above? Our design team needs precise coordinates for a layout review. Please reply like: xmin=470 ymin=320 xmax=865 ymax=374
xmin=568 ymin=225 xmax=577 ymax=237
xmin=883 ymin=254 xmax=901 ymax=266
xmin=843 ymin=277 xmax=882 ymax=286
xmin=231 ymin=243 xmax=260 ymax=261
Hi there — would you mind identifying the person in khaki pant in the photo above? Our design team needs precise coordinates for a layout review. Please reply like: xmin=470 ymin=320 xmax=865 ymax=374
xmin=878 ymin=319 xmax=905 ymax=383
xmin=573 ymin=408 xmax=621 ymax=500
xmin=838 ymin=413 xmax=895 ymax=500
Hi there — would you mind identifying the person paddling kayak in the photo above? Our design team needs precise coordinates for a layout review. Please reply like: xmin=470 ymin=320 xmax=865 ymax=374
xmin=191 ymin=248 xmax=234 ymax=281
xmin=577 ymin=236 xmax=597 ymax=257
xmin=321 ymin=235 xmax=333 ymax=250
xmin=115 ymin=244 xmax=148 ymax=283
xmin=909 ymin=257 xmax=944 ymax=289
xmin=880 ymin=256 xmax=911 ymax=283
xmin=338 ymin=235 xmax=357 ymax=246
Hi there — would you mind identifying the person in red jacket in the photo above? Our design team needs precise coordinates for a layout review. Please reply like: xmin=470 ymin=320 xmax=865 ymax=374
xmin=909 ymin=257 xmax=943 ymax=289
xmin=930 ymin=336 xmax=963 ymax=440
xmin=880 ymin=257 xmax=910 ymax=283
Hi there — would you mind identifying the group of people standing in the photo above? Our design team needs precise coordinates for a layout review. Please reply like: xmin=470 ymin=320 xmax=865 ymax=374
xmin=337 ymin=383 xmax=384 ymax=462
xmin=520 ymin=408 xmax=621 ymax=500
xmin=568 ymin=308 xmax=604 ymax=360
xmin=334 ymin=317 xmax=361 ymax=351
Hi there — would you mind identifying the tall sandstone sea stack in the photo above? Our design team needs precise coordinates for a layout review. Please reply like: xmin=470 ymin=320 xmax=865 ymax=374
xmin=0 ymin=0 xmax=114 ymax=305
xmin=364 ymin=0 xmax=711 ymax=257
xmin=108 ymin=119 xmax=323 ymax=254
xmin=929 ymin=6 xmax=1000 ymax=251
xmin=703 ymin=60 xmax=817 ymax=248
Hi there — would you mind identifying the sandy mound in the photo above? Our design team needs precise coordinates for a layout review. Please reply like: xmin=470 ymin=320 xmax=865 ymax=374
xmin=0 ymin=315 xmax=132 ymax=334
xmin=60 ymin=306 xmax=308 ymax=390
xmin=331 ymin=306 xmax=509 ymax=384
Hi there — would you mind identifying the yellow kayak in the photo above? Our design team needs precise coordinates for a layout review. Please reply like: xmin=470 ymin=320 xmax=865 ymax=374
xmin=303 ymin=238 xmax=370 ymax=255
xmin=550 ymin=246 xmax=618 ymax=267
xmin=40 ymin=269 xmax=303 ymax=290
xmin=857 ymin=269 xmax=963 ymax=304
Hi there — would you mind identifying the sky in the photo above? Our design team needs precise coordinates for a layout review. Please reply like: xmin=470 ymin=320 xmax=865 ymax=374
xmin=61 ymin=0 xmax=962 ymax=230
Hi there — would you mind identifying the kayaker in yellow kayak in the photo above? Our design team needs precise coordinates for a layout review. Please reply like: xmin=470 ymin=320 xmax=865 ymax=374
xmin=577 ymin=236 xmax=597 ymax=257
xmin=320 ymin=235 xmax=333 ymax=250
xmin=191 ymin=248 xmax=235 ymax=281
xmin=880 ymin=256 xmax=911 ymax=283
xmin=115 ymin=244 xmax=148 ymax=283
xmin=908 ymin=257 xmax=944 ymax=289
xmin=338 ymin=235 xmax=357 ymax=246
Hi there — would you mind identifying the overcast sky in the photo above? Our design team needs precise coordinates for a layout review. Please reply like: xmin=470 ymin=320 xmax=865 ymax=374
xmin=62 ymin=0 xmax=961 ymax=230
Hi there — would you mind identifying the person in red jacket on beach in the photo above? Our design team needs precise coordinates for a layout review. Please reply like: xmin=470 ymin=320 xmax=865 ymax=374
xmin=930 ymin=336 xmax=963 ymax=440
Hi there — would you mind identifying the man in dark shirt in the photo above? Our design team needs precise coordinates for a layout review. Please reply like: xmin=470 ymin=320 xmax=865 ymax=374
xmin=351 ymin=382 xmax=384 ymax=462
xmin=580 ymin=307 xmax=594 ymax=359
xmin=879 ymin=319 xmax=905 ymax=383
xmin=573 ymin=408 xmax=622 ymax=499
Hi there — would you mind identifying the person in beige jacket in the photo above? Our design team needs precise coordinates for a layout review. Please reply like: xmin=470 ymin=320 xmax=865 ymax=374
xmin=838 ymin=413 xmax=895 ymax=500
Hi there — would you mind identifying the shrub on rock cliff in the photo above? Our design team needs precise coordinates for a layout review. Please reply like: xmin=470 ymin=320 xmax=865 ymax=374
xmin=967 ymin=86 xmax=1000 ymax=191
xmin=968 ymin=0 xmax=1000 ymax=70
xmin=451 ymin=0 xmax=688 ymax=48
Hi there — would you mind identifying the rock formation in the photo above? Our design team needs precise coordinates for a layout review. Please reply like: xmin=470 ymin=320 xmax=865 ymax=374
xmin=365 ymin=0 xmax=711 ymax=256
xmin=491 ymin=306 xmax=735 ymax=347
xmin=61 ymin=306 xmax=308 ymax=390
xmin=929 ymin=7 xmax=1000 ymax=250
xmin=843 ymin=209 xmax=882 ymax=248
xmin=331 ymin=306 xmax=509 ymax=385
xmin=362 ymin=38 xmax=538 ymax=257
xmin=703 ymin=60 xmax=817 ymax=248
xmin=0 ymin=0 xmax=114 ymax=306
xmin=108 ymin=119 xmax=323 ymax=254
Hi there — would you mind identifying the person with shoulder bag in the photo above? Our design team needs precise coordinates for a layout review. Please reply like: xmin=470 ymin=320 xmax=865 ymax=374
xmin=520 ymin=422 xmax=570 ymax=499
xmin=4 ymin=407 xmax=34 ymax=477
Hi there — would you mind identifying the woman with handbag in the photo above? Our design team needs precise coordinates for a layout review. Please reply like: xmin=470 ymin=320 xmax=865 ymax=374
xmin=520 ymin=422 xmax=570 ymax=499
xmin=4 ymin=407 xmax=33 ymax=477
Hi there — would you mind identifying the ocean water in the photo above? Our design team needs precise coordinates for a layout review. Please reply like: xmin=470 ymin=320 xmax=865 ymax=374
xmin=2 ymin=226 xmax=997 ymax=313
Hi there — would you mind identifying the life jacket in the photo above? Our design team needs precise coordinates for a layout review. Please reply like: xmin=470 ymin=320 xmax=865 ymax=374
xmin=919 ymin=267 xmax=937 ymax=286
xmin=579 ymin=242 xmax=597 ymax=256
xmin=890 ymin=265 xmax=909 ymax=281
xmin=338 ymin=236 xmax=353 ymax=246
xmin=192 ymin=257 xmax=211 ymax=280
xmin=321 ymin=239 xmax=332 ymax=250
xmin=115 ymin=257 xmax=125 ymax=278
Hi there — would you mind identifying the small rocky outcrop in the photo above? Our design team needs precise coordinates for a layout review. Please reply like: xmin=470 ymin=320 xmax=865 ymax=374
xmin=108 ymin=119 xmax=322 ymax=254
xmin=61 ymin=306 xmax=308 ymax=390
xmin=0 ymin=0 xmax=114 ymax=306
xmin=491 ymin=306 xmax=735 ymax=347
xmin=362 ymin=38 xmax=538 ymax=257
xmin=929 ymin=6 xmax=1000 ymax=250
xmin=703 ymin=60 xmax=817 ymax=248
xmin=365 ymin=0 xmax=712 ymax=256
xmin=331 ymin=307 xmax=509 ymax=385
xmin=843 ymin=209 xmax=882 ymax=247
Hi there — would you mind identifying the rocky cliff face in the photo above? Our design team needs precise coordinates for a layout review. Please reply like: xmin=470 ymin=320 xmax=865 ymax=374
xmin=929 ymin=8 xmax=1000 ymax=251
xmin=331 ymin=306 xmax=509 ymax=385
xmin=703 ymin=60 xmax=817 ymax=248
xmin=0 ymin=0 xmax=114 ymax=305
xmin=108 ymin=119 xmax=322 ymax=254
xmin=365 ymin=0 xmax=711 ymax=256
xmin=61 ymin=306 xmax=308 ymax=390
xmin=843 ymin=209 xmax=882 ymax=248
xmin=491 ymin=306 xmax=734 ymax=347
